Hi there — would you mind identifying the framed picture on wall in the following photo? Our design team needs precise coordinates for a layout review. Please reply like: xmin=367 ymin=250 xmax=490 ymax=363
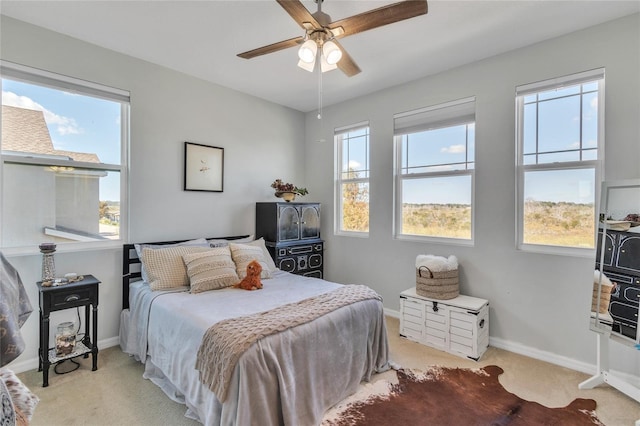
xmin=184 ymin=142 xmax=224 ymax=192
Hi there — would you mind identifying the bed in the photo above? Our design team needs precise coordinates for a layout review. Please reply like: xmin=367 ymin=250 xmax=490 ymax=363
xmin=119 ymin=235 xmax=389 ymax=426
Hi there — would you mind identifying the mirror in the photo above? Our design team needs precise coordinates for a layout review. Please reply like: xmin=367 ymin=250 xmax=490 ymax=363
xmin=590 ymin=179 xmax=640 ymax=346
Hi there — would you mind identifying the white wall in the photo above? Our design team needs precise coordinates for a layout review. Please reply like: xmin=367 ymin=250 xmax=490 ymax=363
xmin=305 ymin=14 xmax=640 ymax=375
xmin=1 ymin=16 xmax=306 ymax=371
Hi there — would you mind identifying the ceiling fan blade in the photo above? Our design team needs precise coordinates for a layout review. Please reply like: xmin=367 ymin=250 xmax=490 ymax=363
xmin=276 ymin=0 xmax=322 ymax=29
xmin=333 ymin=41 xmax=361 ymax=77
xmin=237 ymin=36 xmax=304 ymax=59
xmin=329 ymin=0 xmax=428 ymax=38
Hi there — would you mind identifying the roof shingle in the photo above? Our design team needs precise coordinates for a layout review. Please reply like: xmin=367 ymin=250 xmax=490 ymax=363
xmin=1 ymin=105 xmax=100 ymax=163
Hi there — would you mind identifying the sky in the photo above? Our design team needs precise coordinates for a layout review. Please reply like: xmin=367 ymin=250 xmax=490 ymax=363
xmin=2 ymin=78 xmax=122 ymax=201
xmin=3 ymin=79 xmax=598 ymax=206
xmin=401 ymin=83 xmax=596 ymax=206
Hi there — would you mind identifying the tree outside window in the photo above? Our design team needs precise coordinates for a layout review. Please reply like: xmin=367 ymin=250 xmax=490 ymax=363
xmin=335 ymin=125 xmax=369 ymax=235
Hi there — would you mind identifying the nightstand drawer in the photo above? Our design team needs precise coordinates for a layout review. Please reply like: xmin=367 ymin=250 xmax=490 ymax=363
xmin=51 ymin=287 xmax=93 ymax=309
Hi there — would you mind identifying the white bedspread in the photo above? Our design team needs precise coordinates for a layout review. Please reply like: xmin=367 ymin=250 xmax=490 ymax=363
xmin=120 ymin=270 xmax=389 ymax=426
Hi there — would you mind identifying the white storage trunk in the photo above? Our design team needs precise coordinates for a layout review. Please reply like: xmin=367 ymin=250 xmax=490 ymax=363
xmin=400 ymin=287 xmax=489 ymax=361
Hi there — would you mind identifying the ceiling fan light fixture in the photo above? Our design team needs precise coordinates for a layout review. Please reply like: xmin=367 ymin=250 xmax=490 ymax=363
xmin=298 ymin=39 xmax=318 ymax=63
xmin=297 ymin=58 xmax=316 ymax=72
xmin=322 ymin=40 xmax=342 ymax=65
xmin=319 ymin=54 xmax=337 ymax=72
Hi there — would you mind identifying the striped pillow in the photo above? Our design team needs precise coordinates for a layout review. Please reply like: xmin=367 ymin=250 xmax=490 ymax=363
xmin=183 ymin=247 xmax=239 ymax=293
xmin=229 ymin=242 xmax=273 ymax=279
xmin=141 ymin=245 xmax=210 ymax=291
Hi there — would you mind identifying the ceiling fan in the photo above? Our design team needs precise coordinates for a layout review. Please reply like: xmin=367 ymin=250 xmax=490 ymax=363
xmin=237 ymin=0 xmax=428 ymax=77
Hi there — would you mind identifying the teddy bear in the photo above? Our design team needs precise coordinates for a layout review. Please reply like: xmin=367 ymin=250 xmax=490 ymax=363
xmin=234 ymin=260 xmax=263 ymax=291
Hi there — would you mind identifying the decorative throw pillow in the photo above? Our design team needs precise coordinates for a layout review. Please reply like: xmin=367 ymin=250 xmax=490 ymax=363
xmin=229 ymin=242 xmax=273 ymax=279
xmin=134 ymin=238 xmax=209 ymax=282
xmin=141 ymin=245 xmax=210 ymax=291
xmin=183 ymin=247 xmax=239 ymax=293
xmin=243 ymin=238 xmax=277 ymax=272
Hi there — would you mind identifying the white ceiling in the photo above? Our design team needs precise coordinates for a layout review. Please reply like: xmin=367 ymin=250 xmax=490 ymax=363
xmin=1 ymin=1 xmax=639 ymax=112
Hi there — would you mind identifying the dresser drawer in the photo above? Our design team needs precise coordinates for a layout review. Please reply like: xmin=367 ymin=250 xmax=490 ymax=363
xmin=610 ymin=301 xmax=638 ymax=327
xmin=51 ymin=287 xmax=94 ymax=310
xmin=623 ymin=286 xmax=640 ymax=305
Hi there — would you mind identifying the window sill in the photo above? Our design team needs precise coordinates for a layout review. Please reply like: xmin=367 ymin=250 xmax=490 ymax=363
xmin=1 ymin=239 xmax=123 ymax=257
xmin=395 ymin=234 xmax=474 ymax=247
xmin=335 ymin=230 xmax=369 ymax=238
xmin=517 ymin=243 xmax=596 ymax=258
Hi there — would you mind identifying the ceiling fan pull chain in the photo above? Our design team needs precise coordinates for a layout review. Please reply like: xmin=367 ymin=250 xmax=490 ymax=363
xmin=317 ymin=63 xmax=323 ymax=120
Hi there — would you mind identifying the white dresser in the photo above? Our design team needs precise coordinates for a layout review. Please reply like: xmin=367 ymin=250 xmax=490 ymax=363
xmin=400 ymin=287 xmax=489 ymax=361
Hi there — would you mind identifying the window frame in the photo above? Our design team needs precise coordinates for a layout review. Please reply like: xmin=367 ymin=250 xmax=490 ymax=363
xmin=393 ymin=98 xmax=476 ymax=245
xmin=334 ymin=122 xmax=370 ymax=237
xmin=1 ymin=60 xmax=130 ymax=254
xmin=515 ymin=69 xmax=605 ymax=256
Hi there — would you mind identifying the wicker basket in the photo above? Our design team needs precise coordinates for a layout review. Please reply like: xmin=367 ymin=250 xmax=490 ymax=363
xmin=591 ymin=281 xmax=614 ymax=314
xmin=416 ymin=266 xmax=459 ymax=300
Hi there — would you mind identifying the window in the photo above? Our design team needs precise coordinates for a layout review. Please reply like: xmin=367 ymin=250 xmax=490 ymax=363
xmin=516 ymin=69 xmax=604 ymax=252
xmin=335 ymin=123 xmax=369 ymax=235
xmin=1 ymin=61 xmax=129 ymax=251
xmin=394 ymin=98 xmax=475 ymax=241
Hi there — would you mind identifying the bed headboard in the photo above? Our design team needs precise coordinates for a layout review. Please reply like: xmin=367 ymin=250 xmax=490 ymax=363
xmin=122 ymin=235 xmax=251 ymax=310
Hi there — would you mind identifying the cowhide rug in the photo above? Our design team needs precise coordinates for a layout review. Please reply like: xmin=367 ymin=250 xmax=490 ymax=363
xmin=322 ymin=365 xmax=604 ymax=426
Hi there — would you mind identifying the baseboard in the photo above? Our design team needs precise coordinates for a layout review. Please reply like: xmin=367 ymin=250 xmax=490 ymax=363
xmin=7 ymin=336 xmax=120 ymax=374
xmin=384 ymin=308 xmax=400 ymax=319
xmin=490 ymin=336 xmax=640 ymax=387
xmin=386 ymin=309 xmax=639 ymax=385
xmin=488 ymin=336 xmax=595 ymax=375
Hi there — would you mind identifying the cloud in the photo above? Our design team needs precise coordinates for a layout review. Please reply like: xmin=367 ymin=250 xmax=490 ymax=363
xmin=2 ymin=91 xmax=82 ymax=135
xmin=440 ymin=144 xmax=465 ymax=154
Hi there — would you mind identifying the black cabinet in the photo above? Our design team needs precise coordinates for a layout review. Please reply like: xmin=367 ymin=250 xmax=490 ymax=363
xmin=597 ymin=229 xmax=640 ymax=339
xmin=256 ymin=202 xmax=323 ymax=278
xmin=256 ymin=202 xmax=320 ymax=244
xmin=266 ymin=241 xmax=324 ymax=278
xmin=617 ymin=233 xmax=640 ymax=272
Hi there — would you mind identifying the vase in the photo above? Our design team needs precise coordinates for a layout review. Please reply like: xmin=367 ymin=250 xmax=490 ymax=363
xmin=275 ymin=191 xmax=296 ymax=202
xmin=39 ymin=243 xmax=56 ymax=281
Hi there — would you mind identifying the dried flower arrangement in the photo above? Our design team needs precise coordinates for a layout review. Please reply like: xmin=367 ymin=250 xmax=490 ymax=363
xmin=270 ymin=179 xmax=308 ymax=196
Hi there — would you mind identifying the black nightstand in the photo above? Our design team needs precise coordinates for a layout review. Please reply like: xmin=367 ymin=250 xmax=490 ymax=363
xmin=37 ymin=275 xmax=100 ymax=387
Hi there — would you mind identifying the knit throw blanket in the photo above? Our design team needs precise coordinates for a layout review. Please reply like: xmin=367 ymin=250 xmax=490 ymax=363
xmin=195 ymin=284 xmax=382 ymax=402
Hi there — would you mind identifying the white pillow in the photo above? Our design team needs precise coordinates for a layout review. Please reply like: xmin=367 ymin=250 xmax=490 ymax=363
xmin=207 ymin=235 xmax=254 ymax=248
xmin=141 ymin=245 xmax=210 ymax=291
xmin=183 ymin=247 xmax=239 ymax=293
xmin=134 ymin=238 xmax=209 ymax=282
xmin=229 ymin=242 xmax=273 ymax=279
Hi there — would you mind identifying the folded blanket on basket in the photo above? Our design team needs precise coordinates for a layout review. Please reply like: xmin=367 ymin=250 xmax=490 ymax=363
xmin=415 ymin=254 xmax=458 ymax=272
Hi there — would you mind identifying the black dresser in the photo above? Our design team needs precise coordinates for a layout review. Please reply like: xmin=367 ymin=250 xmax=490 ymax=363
xmin=597 ymin=228 xmax=640 ymax=339
xmin=256 ymin=202 xmax=323 ymax=278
